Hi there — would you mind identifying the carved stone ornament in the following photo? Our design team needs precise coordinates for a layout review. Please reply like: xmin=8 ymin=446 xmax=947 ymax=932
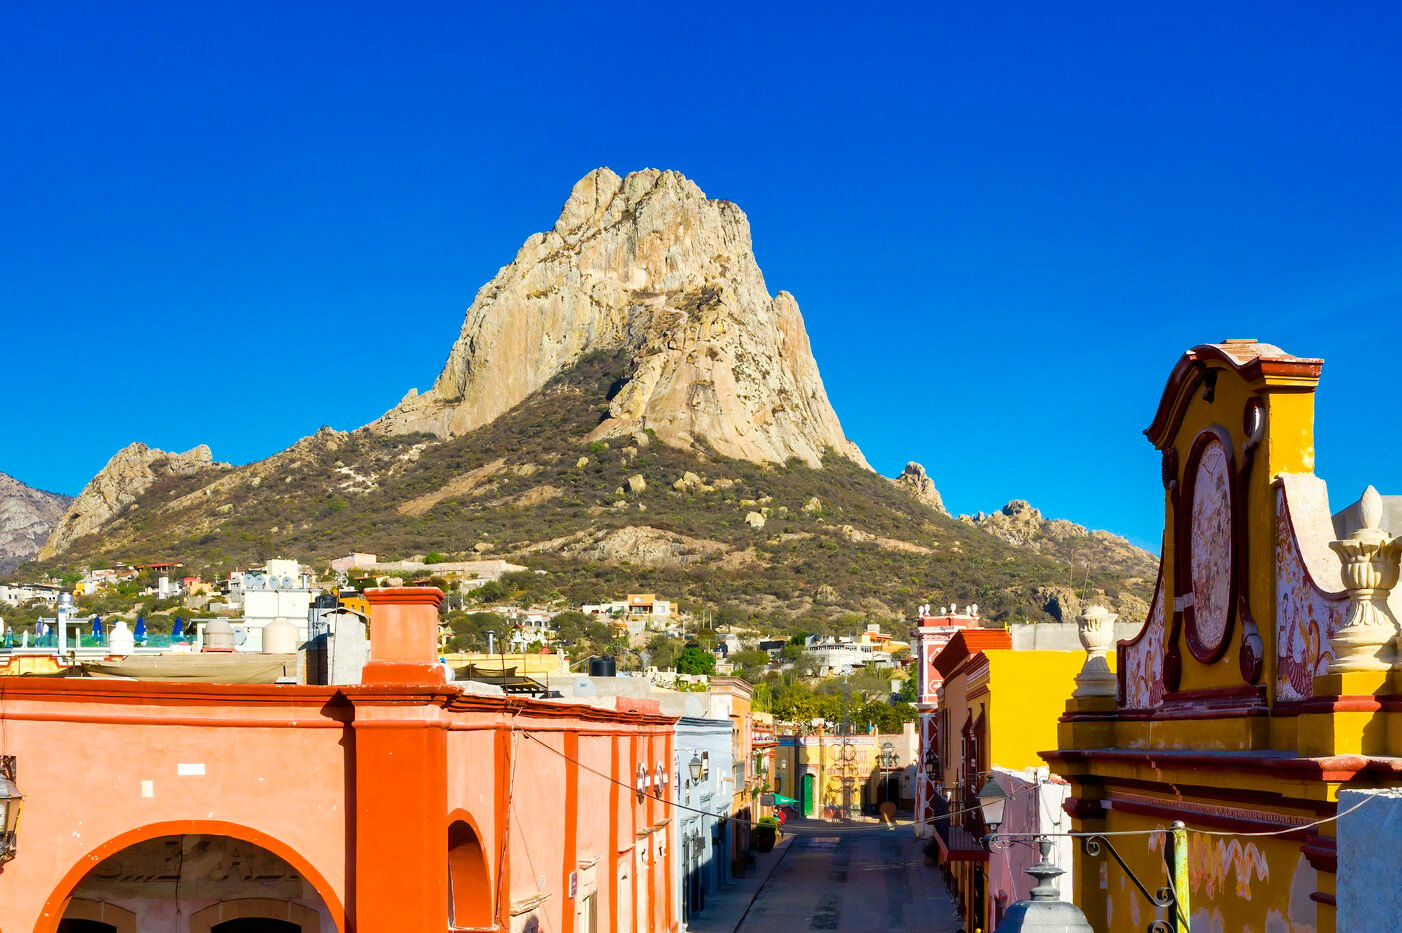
xmin=1326 ymin=487 xmax=1402 ymax=673
xmin=1074 ymin=605 xmax=1119 ymax=698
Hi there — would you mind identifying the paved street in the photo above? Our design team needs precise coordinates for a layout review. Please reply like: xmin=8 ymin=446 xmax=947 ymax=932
xmin=736 ymin=820 xmax=963 ymax=932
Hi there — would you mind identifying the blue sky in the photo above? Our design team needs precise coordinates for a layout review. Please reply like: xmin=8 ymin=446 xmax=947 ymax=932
xmin=3 ymin=1 xmax=1400 ymax=550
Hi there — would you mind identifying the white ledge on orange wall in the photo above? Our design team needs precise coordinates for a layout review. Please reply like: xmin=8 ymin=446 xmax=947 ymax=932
xmin=509 ymin=893 xmax=551 ymax=916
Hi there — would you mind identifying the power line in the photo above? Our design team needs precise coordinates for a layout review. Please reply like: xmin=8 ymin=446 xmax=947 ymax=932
xmin=520 ymin=731 xmax=1024 ymax=835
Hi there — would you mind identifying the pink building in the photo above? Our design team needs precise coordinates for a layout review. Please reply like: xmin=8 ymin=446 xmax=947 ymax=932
xmin=909 ymin=605 xmax=982 ymax=837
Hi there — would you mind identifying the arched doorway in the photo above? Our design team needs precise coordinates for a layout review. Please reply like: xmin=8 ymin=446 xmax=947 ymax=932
xmin=801 ymin=773 xmax=815 ymax=817
xmin=447 ymin=818 xmax=492 ymax=927
xmin=57 ymin=835 xmax=331 ymax=933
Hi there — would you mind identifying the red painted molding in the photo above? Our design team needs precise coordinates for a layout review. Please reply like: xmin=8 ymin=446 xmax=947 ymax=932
xmin=1063 ymin=798 xmax=1106 ymax=821
xmin=1109 ymin=796 xmax=1318 ymax=838
xmin=1047 ymin=747 xmax=1402 ymax=782
xmin=1301 ymin=834 xmax=1337 ymax=874
xmin=1144 ymin=343 xmax=1322 ymax=449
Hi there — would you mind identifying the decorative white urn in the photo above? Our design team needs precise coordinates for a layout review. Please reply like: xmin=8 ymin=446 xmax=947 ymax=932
xmin=1327 ymin=487 xmax=1401 ymax=673
xmin=1073 ymin=605 xmax=1118 ymax=698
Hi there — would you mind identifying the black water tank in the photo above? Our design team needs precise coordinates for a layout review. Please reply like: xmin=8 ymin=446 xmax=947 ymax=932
xmin=589 ymin=656 xmax=617 ymax=677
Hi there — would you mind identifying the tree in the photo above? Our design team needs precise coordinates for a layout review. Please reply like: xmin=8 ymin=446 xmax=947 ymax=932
xmin=730 ymin=649 xmax=771 ymax=682
xmin=676 ymin=646 xmax=716 ymax=675
xmin=647 ymin=634 xmax=683 ymax=670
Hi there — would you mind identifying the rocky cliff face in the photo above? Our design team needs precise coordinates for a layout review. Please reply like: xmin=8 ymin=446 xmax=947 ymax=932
xmin=961 ymin=499 xmax=1157 ymax=620
xmin=370 ymin=168 xmax=865 ymax=469
xmin=893 ymin=462 xmax=947 ymax=515
xmin=38 ymin=443 xmax=226 ymax=560
xmin=0 ymin=473 xmax=72 ymax=573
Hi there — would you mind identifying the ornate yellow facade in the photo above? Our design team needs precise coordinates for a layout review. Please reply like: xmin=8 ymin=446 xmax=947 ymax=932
xmin=1051 ymin=340 xmax=1402 ymax=933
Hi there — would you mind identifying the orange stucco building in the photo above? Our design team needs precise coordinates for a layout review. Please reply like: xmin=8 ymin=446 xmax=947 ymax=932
xmin=0 ymin=587 xmax=679 ymax=933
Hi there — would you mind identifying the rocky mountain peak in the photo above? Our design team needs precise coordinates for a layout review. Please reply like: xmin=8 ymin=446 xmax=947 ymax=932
xmin=0 ymin=473 xmax=72 ymax=573
xmin=38 ymin=443 xmax=226 ymax=560
xmin=369 ymin=167 xmax=865 ymax=469
xmin=893 ymin=462 xmax=948 ymax=515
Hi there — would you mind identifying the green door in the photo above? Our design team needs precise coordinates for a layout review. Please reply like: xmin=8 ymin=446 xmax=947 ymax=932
xmin=802 ymin=773 xmax=815 ymax=817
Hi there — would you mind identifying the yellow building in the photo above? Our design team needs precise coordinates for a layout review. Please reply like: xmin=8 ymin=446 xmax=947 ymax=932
xmin=1051 ymin=340 xmax=1400 ymax=933
xmin=928 ymin=628 xmax=1087 ymax=930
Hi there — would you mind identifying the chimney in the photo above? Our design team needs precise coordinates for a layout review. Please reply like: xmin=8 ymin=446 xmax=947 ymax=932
xmin=361 ymin=587 xmax=447 ymax=684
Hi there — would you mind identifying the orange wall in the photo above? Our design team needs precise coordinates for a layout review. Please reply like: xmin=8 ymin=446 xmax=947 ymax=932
xmin=0 ymin=680 xmax=679 ymax=933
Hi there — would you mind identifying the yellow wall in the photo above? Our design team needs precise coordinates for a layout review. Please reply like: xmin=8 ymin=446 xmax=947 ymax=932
xmin=989 ymin=650 xmax=1093 ymax=770
xmin=1069 ymin=803 xmax=1322 ymax=933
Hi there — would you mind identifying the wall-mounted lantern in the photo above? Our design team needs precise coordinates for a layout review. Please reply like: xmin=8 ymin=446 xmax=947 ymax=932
xmin=0 ymin=756 xmax=22 ymax=863
xmin=976 ymin=776 xmax=1008 ymax=834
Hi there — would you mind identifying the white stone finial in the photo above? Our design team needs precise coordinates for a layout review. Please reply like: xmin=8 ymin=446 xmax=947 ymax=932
xmin=1328 ymin=492 xmax=1401 ymax=674
xmin=1362 ymin=485 xmax=1384 ymax=531
xmin=1073 ymin=605 xmax=1118 ymax=698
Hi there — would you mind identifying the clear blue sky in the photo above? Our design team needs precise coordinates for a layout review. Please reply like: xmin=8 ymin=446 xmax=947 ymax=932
xmin=4 ymin=1 xmax=1400 ymax=550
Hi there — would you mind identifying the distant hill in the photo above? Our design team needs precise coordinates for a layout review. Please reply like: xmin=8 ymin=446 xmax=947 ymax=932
xmin=33 ymin=168 xmax=1156 ymax=623
xmin=0 ymin=473 xmax=72 ymax=574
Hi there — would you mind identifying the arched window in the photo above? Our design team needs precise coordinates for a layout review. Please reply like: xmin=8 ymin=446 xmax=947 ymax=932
xmin=212 ymin=921 xmax=300 ymax=933
xmin=449 ymin=819 xmax=492 ymax=927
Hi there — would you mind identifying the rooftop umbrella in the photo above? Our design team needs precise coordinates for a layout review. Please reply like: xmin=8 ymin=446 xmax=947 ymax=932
xmin=134 ymin=615 xmax=147 ymax=641
xmin=172 ymin=617 xmax=184 ymax=641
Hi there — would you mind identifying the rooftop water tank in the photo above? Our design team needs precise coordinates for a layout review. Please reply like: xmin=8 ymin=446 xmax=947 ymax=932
xmin=108 ymin=620 xmax=135 ymax=656
xmin=589 ymin=656 xmax=617 ymax=677
xmin=261 ymin=617 xmax=298 ymax=655
xmin=203 ymin=618 xmax=236 ymax=653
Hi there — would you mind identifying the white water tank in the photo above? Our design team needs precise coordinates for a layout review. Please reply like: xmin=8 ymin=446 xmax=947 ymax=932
xmin=108 ymin=621 xmax=135 ymax=656
xmin=261 ymin=617 xmax=298 ymax=655
xmin=203 ymin=618 xmax=236 ymax=652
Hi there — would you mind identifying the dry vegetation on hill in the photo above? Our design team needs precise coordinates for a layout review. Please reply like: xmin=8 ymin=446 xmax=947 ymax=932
xmin=35 ymin=352 xmax=1155 ymax=625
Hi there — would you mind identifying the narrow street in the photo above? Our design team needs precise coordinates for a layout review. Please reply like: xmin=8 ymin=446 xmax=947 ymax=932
xmin=736 ymin=821 xmax=963 ymax=932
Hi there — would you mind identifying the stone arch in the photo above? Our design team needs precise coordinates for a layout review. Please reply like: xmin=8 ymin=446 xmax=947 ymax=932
xmin=447 ymin=809 xmax=492 ymax=928
xmin=37 ymin=820 xmax=344 ymax=933
xmin=188 ymin=898 xmax=321 ymax=932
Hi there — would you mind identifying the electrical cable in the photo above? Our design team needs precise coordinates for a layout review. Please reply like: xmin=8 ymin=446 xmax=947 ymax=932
xmin=520 ymin=731 xmax=1026 ymax=835
xmin=989 ymin=792 xmax=1375 ymax=844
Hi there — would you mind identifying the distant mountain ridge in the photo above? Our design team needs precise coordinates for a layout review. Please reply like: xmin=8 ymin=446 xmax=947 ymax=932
xmin=0 ymin=473 xmax=72 ymax=573
xmin=30 ymin=169 xmax=1156 ymax=623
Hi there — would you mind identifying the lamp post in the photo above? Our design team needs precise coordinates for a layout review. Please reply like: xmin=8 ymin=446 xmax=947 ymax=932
xmin=992 ymin=837 xmax=1093 ymax=933
xmin=0 ymin=756 xmax=23 ymax=862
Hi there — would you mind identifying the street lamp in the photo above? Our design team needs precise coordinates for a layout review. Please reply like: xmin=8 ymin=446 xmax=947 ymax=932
xmin=689 ymin=754 xmax=703 ymax=784
xmin=922 ymin=747 xmax=939 ymax=779
xmin=976 ymin=776 xmax=1008 ymax=834
xmin=0 ymin=756 xmax=23 ymax=862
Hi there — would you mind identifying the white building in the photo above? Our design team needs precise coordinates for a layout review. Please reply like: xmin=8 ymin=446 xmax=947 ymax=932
xmin=0 ymin=583 xmax=61 ymax=606
xmin=802 ymin=635 xmax=893 ymax=675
